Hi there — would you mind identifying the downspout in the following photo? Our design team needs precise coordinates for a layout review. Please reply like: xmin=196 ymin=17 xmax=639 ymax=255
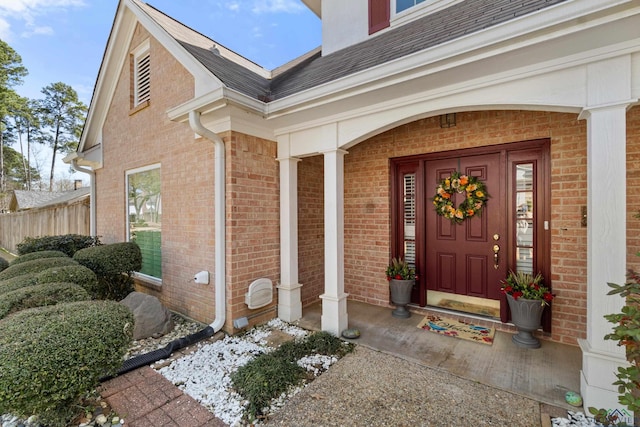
xmin=69 ymin=158 xmax=97 ymax=236
xmin=106 ymin=111 xmax=226 ymax=378
xmin=188 ymin=110 xmax=227 ymax=333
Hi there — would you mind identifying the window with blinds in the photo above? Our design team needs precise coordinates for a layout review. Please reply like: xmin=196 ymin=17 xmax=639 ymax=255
xmin=403 ymin=173 xmax=416 ymax=267
xmin=515 ymin=163 xmax=535 ymax=274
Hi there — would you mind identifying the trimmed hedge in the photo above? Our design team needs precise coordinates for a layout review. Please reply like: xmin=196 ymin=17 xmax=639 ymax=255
xmin=0 ymin=282 xmax=90 ymax=320
xmin=0 ymin=257 xmax=8 ymax=272
xmin=16 ymin=234 xmax=101 ymax=257
xmin=0 ymin=257 xmax=78 ymax=281
xmin=0 ymin=274 xmax=38 ymax=296
xmin=0 ymin=301 xmax=133 ymax=427
xmin=36 ymin=265 xmax=99 ymax=299
xmin=9 ymin=250 xmax=69 ymax=266
xmin=73 ymin=242 xmax=142 ymax=276
xmin=73 ymin=242 xmax=142 ymax=300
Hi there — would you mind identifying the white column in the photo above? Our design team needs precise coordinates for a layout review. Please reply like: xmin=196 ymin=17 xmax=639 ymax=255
xmin=578 ymin=55 xmax=637 ymax=418
xmin=277 ymin=156 xmax=303 ymax=322
xmin=320 ymin=148 xmax=349 ymax=336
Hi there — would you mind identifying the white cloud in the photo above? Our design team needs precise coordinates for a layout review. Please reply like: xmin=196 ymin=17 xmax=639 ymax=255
xmin=0 ymin=0 xmax=85 ymax=39
xmin=252 ymin=26 xmax=263 ymax=38
xmin=226 ymin=2 xmax=240 ymax=12
xmin=251 ymin=0 xmax=304 ymax=14
xmin=0 ymin=17 xmax=11 ymax=40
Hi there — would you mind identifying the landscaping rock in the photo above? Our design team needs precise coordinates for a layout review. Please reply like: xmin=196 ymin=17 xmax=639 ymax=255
xmin=120 ymin=292 xmax=173 ymax=340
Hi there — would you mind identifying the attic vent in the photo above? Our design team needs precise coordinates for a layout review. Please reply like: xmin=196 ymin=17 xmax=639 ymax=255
xmin=135 ymin=52 xmax=151 ymax=106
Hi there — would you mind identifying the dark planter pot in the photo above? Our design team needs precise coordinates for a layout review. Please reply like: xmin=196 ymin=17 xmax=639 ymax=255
xmin=506 ymin=294 xmax=546 ymax=349
xmin=389 ymin=279 xmax=415 ymax=318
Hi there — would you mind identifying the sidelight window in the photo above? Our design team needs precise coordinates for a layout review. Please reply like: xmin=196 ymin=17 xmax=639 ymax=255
xmin=514 ymin=163 xmax=534 ymax=274
xmin=403 ymin=173 xmax=416 ymax=268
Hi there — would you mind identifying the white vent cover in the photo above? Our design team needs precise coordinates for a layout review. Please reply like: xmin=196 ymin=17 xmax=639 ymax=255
xmin=245 ymin=278 xmax=273 ymax=309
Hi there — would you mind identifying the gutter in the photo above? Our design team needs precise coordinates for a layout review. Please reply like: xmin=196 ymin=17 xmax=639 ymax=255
xmin=106 ymin=111 xmax=227 ymax=378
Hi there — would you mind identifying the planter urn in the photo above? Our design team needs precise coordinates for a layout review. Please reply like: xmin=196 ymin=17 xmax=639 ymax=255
xmin=506 ymin=294 xmax=545 ymax=349
xmin=389 ymin=279 xmax=414 ymax=318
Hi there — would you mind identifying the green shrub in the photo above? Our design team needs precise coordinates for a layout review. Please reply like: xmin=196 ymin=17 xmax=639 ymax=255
xmin=73 ymin=242 xmax=142 ymax=300
xmin=232 ymin=353 xmax=306 ymax=419
xmin=16 ymin=234 xmax=101 ymax=257
xmin=0 ymin=282 xmax=90 ymax=320
xmin=0 ymin=257 xmax=78 ymax=281
xmin=9 ymin=250 xmax=69 ymax=266
xmin=0 ymin=301 xmax=133 ymax=427
xmin=231 ymin=331 xmax=353 ymax=421
xmin=0 ymin=274 xmax=38 ymax=296
xmin=0 ymin=257 xmax=8 ymax=272
xmin=36 ymin=265 xmax=99 ymax=299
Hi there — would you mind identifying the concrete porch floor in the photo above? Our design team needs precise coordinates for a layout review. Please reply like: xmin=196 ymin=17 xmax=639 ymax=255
xmin=294 ymin=300 xmax=582 ymax=412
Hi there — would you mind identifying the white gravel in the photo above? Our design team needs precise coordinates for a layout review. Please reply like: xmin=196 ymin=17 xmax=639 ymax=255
xmin=155 ymin=318 xmax=340 ymax=426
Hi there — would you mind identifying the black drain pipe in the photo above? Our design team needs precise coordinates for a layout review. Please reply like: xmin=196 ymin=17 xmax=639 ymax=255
xmin=101 ymin=326 xmax=216 ymax=382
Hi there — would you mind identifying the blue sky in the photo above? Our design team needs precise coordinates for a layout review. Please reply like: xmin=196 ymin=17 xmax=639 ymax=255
xmin=0 ymin=0 xmax=321 ymax=181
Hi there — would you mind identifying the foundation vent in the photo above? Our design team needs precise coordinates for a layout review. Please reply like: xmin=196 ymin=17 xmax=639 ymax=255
xmin=245 ymin=278 xmax=273 ymax=309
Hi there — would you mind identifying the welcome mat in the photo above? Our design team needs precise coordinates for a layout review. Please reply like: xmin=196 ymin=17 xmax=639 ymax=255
xmin=417 ymin=315 xmax=495 ymax=345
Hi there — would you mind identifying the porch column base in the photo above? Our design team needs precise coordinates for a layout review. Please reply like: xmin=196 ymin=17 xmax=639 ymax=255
xmin=277 ymin=282 xmax=303 ymax=322
xmin=579 ymin=338 xmax=633 ymax=423
xmin=320 ymin=292 xmax=349 ymax=336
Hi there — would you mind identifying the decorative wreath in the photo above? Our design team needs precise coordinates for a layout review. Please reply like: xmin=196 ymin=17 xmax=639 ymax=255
xmin=432 ymin=171 xmax=489 ymax=223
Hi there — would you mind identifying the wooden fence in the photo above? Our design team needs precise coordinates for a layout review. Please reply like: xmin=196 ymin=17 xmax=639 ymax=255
xmin=0 ymin=198 xmax=90 ymax=254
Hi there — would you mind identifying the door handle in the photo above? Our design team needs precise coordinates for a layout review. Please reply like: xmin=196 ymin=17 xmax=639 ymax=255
xmin=493 ymin=244 xmax=500 ymax=270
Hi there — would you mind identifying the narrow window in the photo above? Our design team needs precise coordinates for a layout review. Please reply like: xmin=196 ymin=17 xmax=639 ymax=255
xmin=132 ymin=40 xmax=150 ymax=107
xmin=127 ymin=165 xmax=162 ymax=280
xmin=514 ymin=163 xmax=534 ymax=274
xmin=403 ymin=173 xmax=416 ymax=268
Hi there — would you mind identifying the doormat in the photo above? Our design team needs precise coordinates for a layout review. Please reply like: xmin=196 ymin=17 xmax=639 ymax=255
xmin=417 ymin=315 xmax=495 ymax=345
xmin=438 ymin=299 xmax=500 ymax=318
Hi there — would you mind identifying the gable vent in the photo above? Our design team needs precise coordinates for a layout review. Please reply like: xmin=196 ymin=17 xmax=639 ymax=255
xmin=135 ymin=53 xmax=151 ymax=106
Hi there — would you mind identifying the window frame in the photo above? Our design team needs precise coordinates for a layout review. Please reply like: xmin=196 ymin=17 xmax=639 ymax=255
xmin=391 ymin=0 xmax=462 ymax=27
xmin=126 ymin=163 xmax=162 ymax=284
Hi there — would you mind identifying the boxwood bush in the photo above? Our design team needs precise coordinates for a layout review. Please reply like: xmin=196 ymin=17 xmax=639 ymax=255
xmin=16 ymin=234 xmax=101 ymax=257
xmin=0 ymin=274 xmax=38 ymax=296
xmin=0 ymin=301 xmax=133 ymax=427
xmin=0 ymin=257 xmax=78 ymax=281
xmin=36 ymin=265 xmax=99 ymax=299
xmin=9 ymin=250 xmax=69 ymax=266
xmin=0 ymin=282 xmax=90 ymax=320
xmin=0 ymin=257 xmax=8 ymax=272
xmin=73 ymin=242 xmax=142 ymax=300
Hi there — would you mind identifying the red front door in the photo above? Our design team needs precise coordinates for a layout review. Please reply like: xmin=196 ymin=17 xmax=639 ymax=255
xmin=425 ymin=153 xmax=506 ymax=300
xmin=390 ymin=139 xmax=551 ymax=330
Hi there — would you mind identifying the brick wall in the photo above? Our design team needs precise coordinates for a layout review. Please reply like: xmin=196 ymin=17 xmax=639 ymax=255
xmin=225 ymin=132 xmax=280 ymax=331
xmin=298 ymin=155 xmax=325 ymax=306
xmin=97 ymin=24 xmax=218 ymax=323
xmin=627 ymin=106 xmax=640 ymax=272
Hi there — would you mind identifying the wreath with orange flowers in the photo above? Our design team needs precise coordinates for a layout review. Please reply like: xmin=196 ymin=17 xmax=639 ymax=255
xmin=432 ymin=171 xmax=489 ymax=223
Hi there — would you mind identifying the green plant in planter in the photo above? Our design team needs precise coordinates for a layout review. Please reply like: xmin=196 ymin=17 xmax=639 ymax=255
xmin=385 ymin=257 xmax=417 ymax=281
xmin=588 ymin=269 xmax=640 ymax=427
